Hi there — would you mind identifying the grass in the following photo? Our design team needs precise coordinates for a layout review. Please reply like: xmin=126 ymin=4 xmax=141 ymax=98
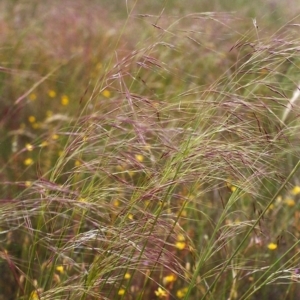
xmin=1 ymin=1 xmax=300 ymax=299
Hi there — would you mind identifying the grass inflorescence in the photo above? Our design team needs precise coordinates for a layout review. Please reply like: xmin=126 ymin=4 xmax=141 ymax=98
xmin=1 ymin=1 xmax=300 ymax=299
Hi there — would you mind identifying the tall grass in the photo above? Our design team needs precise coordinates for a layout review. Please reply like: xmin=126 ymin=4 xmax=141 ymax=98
xmin=1 ymin=1 xmax=300 ymax=300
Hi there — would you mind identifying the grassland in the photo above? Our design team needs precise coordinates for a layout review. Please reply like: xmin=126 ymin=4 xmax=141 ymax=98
xmin=1 ymin=1 xmax=300 ymax=299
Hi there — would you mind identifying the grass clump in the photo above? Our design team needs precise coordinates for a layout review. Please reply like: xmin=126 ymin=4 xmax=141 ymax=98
xmin=1 ymin=1 xmax=300 ymax=300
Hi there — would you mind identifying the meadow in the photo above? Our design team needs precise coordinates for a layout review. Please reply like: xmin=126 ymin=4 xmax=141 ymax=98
xmin=1 ymin=1 xmax=300 ymax=299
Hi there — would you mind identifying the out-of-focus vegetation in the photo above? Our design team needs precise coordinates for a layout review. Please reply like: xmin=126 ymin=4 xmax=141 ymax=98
xmin=1 ymin=1 xmax=300 ymax=299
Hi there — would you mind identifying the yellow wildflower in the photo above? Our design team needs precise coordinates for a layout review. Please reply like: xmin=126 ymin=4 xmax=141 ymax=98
xmin=267 ymin=243 xmax=277 ymax=250
xmin=24 ymin=158 xmax=34 ymax=166
xmin=29 ymin=290 xmax=39 ymax=300
xmin=163 ymin=274 xmax=177 ymax=285
xmin=29 ymin=287 xmax=43 ymax=300
xmin=40 ymin=141 xmax=48 ymax=147
xmin=118 ymin=289 xmax=125 ymax=296
xmin=51 ymin=134 xmax=59 ymax=140
xmin=128 ymin=214 xmax=134 ymax=220
xmin=292 ymin=186 xmax=300 ymax=196
xmin=154 ymin=287 xmax=167 ymax=298
xmin=285 ymin=198 xmax=295 ymax=207
xmin=231 ymin=186 xmax=237 ymax=192
xmin=176 ymin=287 xmax=188 ymax=299
xmin=28 ymin=116 xmax=36 ymax=123
xmin=113 ymin=199 xmax=120 ymax=207
xmin=48 ymin=90 xmax=56 ymax=98
xmin=61 ymin=95 xmax=69 ymax=106
xmin=226 ymin=180 xmax=237 ymax=192
xmin=177 ymin=234 xmax=185 ymax=242
xmin=25 ymin=181 xmax=32 ymax=187
xmin=175 ymin=241 xmax=186 ymax=250
xmin=175 ymin=234 xmax=186 ymax=250
xmin=56 ymin=265 xmax=64 ymax=274
xmin=25 ymin=143 xmax=34 ymax=151
xmin=135 ymin=154 xmax=144 ymax=162
xmin=124 ymin=272 xmax=131 ymax=279
xmin=102 ymin=89 xmax=111 ymax=98
xmin=75 ymin=160 xmax=81 ymax=167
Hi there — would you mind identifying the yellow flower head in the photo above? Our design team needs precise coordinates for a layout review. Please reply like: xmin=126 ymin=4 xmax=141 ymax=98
xmin=231 ymin=186 xmax=237 ymax=192
xmin=175 ymin=233 xmax=186 ymax=250
xmin=226 ymin=179 xmax=237 ymax=192
xmin=75 ymin=160 xmax=81 ymax=167
xmin=118 ymin=288 xmax=125 ymax=296
xmin=102 ymin=89 xmax=111 ymax=98
xmin=176 ymin=287 xmax=188 ymax=299
xmin=175 ymin=241 xmax=186 ymax=250
xmin=29 ymin=291 xmax=39 ymax=300
xmin=124 ymin=272 xmax=131 ymax=279
xmin=26 ymin=143 xmax=34 ymax=151
xmin=113 ymin=199 xmax=120 ymax=207
xmin=56 ymin=265 xmax=64 ymax=274
xmin=28 ymin=116 xmax=36 ymax=123
xmin=24 ymin=158 xmax=34 ymax=166
xmin=285 ymin=198 xmax=295 ymax=207
xmin=25 ymin=181 xmax=32 ymax=187
xmin=177 ymin=234 xmax=185 ymax=242
xmin=61 ymin=95 xmax=69 ymax=106
xmin=48 ymin=90 xmax=56 ymax=98
xmin=267 ymin=242 xmax=277 ymax=250
xmin=40 ymin=141 xmax=48 ymax=148
xmin=135 ymin=154 xmax=144 ymax=162
xmin=292 ymin=185 xmax=300 ymax=195
xmin=163 ymin=274 xmax=177 ymax=285
xmin=155 ymin=287 xmax=167 ymax=298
